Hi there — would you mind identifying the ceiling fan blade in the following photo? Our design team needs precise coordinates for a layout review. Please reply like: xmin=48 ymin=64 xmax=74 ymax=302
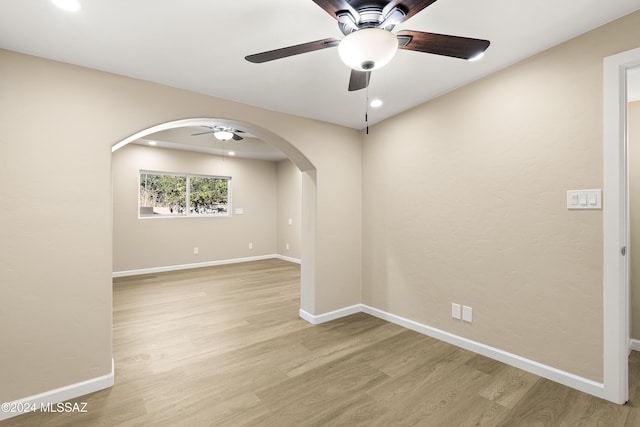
xmin=191 ymin=131 xmax=215 ymax=136
xmin=245 ymin=38 xmax=340 ymax=63
xmin=232 ymin=133 xmax=244 ymax=141
xmin=397 ymin=30 xmax=490 ymax=60
xmin=348 ymin=70 xmax=371 ymax=92
xmin=312 ymin=0 xmax=359 ymax=21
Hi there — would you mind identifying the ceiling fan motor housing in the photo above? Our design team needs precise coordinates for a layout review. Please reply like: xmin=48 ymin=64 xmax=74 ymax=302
xmin=338 ymin=5 xmax=404 ymax=34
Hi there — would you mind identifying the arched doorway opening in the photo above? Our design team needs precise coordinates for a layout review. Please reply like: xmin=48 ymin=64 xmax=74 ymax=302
xmin=111 ymin=117 xmax=317 ymax=314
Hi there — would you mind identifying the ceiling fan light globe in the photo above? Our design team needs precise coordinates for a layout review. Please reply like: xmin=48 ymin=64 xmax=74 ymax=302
xmin=338 ymin=28 xmax=398 ymax=72
xmin=214 ymin=130 xmax=234 ymax=141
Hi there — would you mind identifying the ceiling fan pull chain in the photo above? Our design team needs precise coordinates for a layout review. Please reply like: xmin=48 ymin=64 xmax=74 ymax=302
xmin=365 ymin=85 xmax=369 ymax=135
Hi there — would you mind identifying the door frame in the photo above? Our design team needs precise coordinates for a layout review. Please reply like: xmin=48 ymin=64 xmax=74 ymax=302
xmin=603 ymin=47 xmax=640 ymax=404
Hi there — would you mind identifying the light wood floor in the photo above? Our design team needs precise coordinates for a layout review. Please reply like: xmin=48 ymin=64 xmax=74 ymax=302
xmin=4 ymin=258 xmax=640 ymax=426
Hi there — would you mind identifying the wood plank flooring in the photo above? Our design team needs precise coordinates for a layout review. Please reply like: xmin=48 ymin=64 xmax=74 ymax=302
xmin=4 ymin=258 xmax=640 ymax=426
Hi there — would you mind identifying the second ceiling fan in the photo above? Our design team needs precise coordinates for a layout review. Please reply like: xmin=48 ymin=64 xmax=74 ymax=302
xmin=192 ymin=126 xmax=245 ymax=141
xmin=245 ymin=0 xmax=490 ymax=92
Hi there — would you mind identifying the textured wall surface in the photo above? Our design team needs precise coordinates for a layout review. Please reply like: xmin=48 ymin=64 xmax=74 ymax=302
xmin=276 ymin=159 xmax=302 ymax=260
xmin=362 ymin=11 xmax=640 ymax=382
xmin=0 ymin=48 xmax=360 ymax=402
xmin=113 ymin=144 xmax=287 ymax=272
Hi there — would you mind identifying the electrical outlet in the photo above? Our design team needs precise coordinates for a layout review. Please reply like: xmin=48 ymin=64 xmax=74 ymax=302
xmin=193 ymin=247 xmax=199 ymax=255
xmin=452 ymin=303 xmax=461 ymax=319
xmin=248 ymin=242 xmax=253 ymax=250
xmin=462 ymin=306 xmax=473 ymax=323
xmin=285 ymin=243 xmax=290 ymax=251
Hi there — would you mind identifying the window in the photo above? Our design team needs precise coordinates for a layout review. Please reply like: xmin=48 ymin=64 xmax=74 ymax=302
xmin=139 ymin=171 xmax=230 ymax=217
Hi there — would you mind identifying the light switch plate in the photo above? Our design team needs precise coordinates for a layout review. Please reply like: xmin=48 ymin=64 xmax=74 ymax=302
xmin=462 ymin=306 xmax=473 ymax=322
xmin=452 ymin=303 xmax=461 ymax=320
xmin=567 ymin=189 xmax=601 ymax=209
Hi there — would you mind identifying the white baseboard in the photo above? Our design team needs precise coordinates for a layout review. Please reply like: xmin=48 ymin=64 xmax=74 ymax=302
xmin=0 ymin=359 xmax=114 ymax=421
xmin=113 ymin=254 xmax=298 ymax=278
xmin=299 ymin=305 xmax=361 ymax=324
xmin=300 ymin=304 xmax=607 ymax=401
xmin=275 ymin=254 xmax=301 ymax=264
xmin=630 ymin=339 xmax=640 ymax=352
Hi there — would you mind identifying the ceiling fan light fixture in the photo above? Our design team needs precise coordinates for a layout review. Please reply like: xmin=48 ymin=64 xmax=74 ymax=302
xmin=338 ymin=28 xmax=398 ymax=72
xmin=214 ymin=130 xmax=234 ymax=141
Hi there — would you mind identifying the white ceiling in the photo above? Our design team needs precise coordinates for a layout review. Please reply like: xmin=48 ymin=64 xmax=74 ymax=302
xmin=135 ymin=126 xmax=288 ymax=162
xmin=1 ymin=0 xmax=639 ymax=131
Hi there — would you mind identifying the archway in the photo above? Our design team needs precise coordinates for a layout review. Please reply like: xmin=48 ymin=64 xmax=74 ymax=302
xmin=112 ymin=117 xmax=317 ymax=314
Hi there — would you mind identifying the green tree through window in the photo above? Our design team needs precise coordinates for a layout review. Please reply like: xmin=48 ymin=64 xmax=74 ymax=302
xmin=139 ymin=171 xmax=230 ymax=217
xmin=190 ymin=176 xmax=229 ymax=215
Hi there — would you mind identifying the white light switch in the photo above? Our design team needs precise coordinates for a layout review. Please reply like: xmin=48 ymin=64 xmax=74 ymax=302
xmin=567 ymin=189 xmax=601 ymax=209
xmin=235 ymin=208 xmax=244 ymax=215
xmin=452 ymin=303 xmax=461 ymax=320
xmin=462 ymin=306 xmax=473 ymax=323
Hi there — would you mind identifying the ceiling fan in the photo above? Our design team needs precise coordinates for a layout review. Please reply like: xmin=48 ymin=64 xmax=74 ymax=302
xmin=245 ymin=0 xmax=490 ymax=92
xmin=191 ymin=126 xmax=245 ymax=141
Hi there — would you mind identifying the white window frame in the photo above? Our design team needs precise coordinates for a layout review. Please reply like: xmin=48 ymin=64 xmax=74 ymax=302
xmin=138 ymin=170 xmax=231 ymax=218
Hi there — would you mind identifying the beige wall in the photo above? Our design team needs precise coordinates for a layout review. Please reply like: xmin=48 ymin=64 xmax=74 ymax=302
xmin=3 ymin=8 xmax=640 ymax=406
xmin=630 ymin=101 xmax=640 ymax=339
xmin=277 ymin=159 xmax=302 ymax=260
xmin=362 ymin=11 xmax=640 ymax=382
xmin=0 ymin=48 xmax=360 ymax=403
xmin=113 ymin=144 xmax=302 ymax=272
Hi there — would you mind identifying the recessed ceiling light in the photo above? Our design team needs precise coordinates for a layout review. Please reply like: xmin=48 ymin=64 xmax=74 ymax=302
xmin=370 ymin=99 xmax=383 ymax=108
xmin=148 ymin=141 xmax=157 ymax=146
xmin=52 ymin=0 xmax=81 ymax=12
xmin=227 ymin=151 xmax=236 ymax=156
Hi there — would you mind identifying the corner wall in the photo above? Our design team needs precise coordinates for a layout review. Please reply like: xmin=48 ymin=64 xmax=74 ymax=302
xmin=0 ymin=48 xmax=361 ymax=405
xmin=277 ymin=159 xmax=302 ymax=260
xmin=361 ymin=10 xmax=640 ymax=382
